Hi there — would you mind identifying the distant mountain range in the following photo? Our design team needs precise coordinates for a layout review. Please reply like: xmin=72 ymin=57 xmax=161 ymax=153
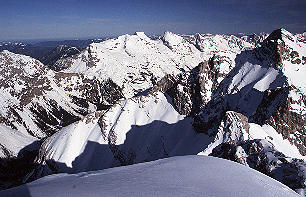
xmin=0 ymin=38 xmax=108 ymax=67
xmin=0 ymin=29 xmax=305 ymax=196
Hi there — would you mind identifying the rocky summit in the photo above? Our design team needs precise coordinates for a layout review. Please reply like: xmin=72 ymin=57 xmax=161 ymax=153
xmin=0 ymin=28 xmax=305 ymax=195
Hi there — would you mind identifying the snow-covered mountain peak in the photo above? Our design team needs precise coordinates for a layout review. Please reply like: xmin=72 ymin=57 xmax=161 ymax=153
xmin=262 ymin=28 xmax=305 ymax=68
xmin=192 ymin=33 xmax=254 ymax=54
xmin=162 ymin=31 xmax=184 ymax=46
xmin=257 ymin=29 xmax=306 ymax=95
xmin=1 ymin=28 xmax=305 ymax=194
xmin=133 ymin=31 xmax=148 ymax=39
xmin=61 ymin=31 xmax=206 ymax=97
xmin=266 ymin=28 xmax=297 ymax=43
xmin=59 ymin=30 xmax=254 ymax=98
xmin=0 ymin=50 xmax=45 ymax=77
xmin=0 ymin=51 xmax=123 ymax=138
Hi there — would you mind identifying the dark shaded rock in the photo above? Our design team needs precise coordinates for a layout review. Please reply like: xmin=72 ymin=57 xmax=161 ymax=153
xmin=151 ymin=56 xmax=221 ymax=116
xmin=210 ymin=139 xmax=305 ymax=191
xmin=0 ymin=141 xmax=41 ymax=190
xmin=41 ymin=45 xmax=80 ymax=71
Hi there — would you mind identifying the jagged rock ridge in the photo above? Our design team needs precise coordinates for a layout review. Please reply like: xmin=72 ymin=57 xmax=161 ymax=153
xmin=210 ymin=139 xmax=305 ymax=192
xmin=0 ymin=29 xmax=305 ymax=194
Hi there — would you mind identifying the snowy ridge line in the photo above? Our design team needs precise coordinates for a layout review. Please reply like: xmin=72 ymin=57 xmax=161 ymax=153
xmin=0 ymin=28 xmax=305 ymax=194
xmin=25 ymin=29 xmax=305 ymax=191
xmin=59 ymin=31 xmax=253 ymax=97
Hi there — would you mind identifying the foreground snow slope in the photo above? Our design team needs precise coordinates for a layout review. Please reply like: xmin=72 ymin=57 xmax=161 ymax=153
xmin=1 ymin=28 xmax=304 ymax=192
xmin=1 ymin=156 xmax=299 ymax=197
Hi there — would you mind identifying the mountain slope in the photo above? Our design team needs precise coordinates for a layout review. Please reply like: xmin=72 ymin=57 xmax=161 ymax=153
xmin=194 ymin=28 xmax=306 ymax=155
xmin=0 ymin=50 xmax=123 ymax=139
xmin=0 ymin=32 xmax=253 ymax=190
xmin=211 ymin=139 xmax=305 ymax=192
xmin=0 ymin=50 xmax=123 ymax=189
xmin=0 ymin=124 xmax=38 ymax=158
xmin=59 ymin=32 xmax=252 ymax=97
xmin=23 ymin=29 xmax=305 ymax=193
xmin=0 ymin=29 xmax=305 ymax=194
xmin=27 ymin=92 xmax=304 ymax=183
xmin=0 ymin=156 xmax=299 ymax=197
xmin=41 ymin=45 xmax=80 ymax=71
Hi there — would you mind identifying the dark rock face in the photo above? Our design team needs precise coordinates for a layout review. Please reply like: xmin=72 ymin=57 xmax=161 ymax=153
xmin=249 ymin=86 xmax=305 ymax=155
xmin=191 ymin=29 xmax=305 ymax=157
xmin=41 ymin=45 xmax=80 ymax=71
xmin=151 ymin=56 xmax=221 ymax=116
xmin=220 ymin=111 xmax=250 ymax=139
xmin=249 ymin=87 xmax=289 ymax=125
xmin=150 ymin=74 xmax=177 ymax=94
xmin=0 ymin=141 xmax=41 ymax=190
xmin=267 ymin=98 xmax=306 ymax=155
xmin=210 ymin=139 xmax=305 ymax=191
xmin=253 ymin=29 xmax=305 ymax=155
xmin=261 ymin=28 xmax=305 ymax=68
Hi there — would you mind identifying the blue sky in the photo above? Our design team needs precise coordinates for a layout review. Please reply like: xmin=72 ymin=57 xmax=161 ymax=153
xmin=0 ymin=0 xmax=305 ymax=40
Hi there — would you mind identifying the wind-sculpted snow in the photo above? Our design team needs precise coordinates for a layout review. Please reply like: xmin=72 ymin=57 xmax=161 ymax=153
xmin=1 ymin=156 xmax=299 ymax=197
xmin=26 ymin=94 xmax=252 ymax=180
xmin=26 ymin=93 xmax=211 ymax=179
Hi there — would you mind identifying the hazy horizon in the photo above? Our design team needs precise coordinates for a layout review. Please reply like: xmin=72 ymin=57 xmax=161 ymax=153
xmin=1 ymin=0 xmax=305 ymax=41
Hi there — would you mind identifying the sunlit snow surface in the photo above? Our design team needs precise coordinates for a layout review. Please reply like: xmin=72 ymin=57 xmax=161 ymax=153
xmin=0 ymin=124 xmax=38 ymax=157
xmin=36 ymin=92 xmax=304 ymax=175
xmin=0 ymin=156 xmax=299 ymax=197
xmin=0 ymin=29 xmax=305 ymax=195
xmin=62 ymin=32 xmax=253 ymax=97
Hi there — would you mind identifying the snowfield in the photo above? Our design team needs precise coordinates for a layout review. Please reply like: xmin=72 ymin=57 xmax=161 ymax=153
xmin=0 ymin=28 xmax=305 ymax=195
xmin=30 ymin=92 xmax=304 ymax=178
xmin=0 ymin=156 xmax=299 ymax=197
xmin=61 ymin=31 xmax=252 ymax=97
xmin=0 ymin=124 xmax=38 ymax=158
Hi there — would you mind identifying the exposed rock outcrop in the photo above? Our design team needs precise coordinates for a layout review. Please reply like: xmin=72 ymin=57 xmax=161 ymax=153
xmin=0 ymin=50 xmax=123 ymax=138
xmin=41 ymin=45 xmax=80 ymax=71
xmin=210 ymin=139 xmax=305 ymax=192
